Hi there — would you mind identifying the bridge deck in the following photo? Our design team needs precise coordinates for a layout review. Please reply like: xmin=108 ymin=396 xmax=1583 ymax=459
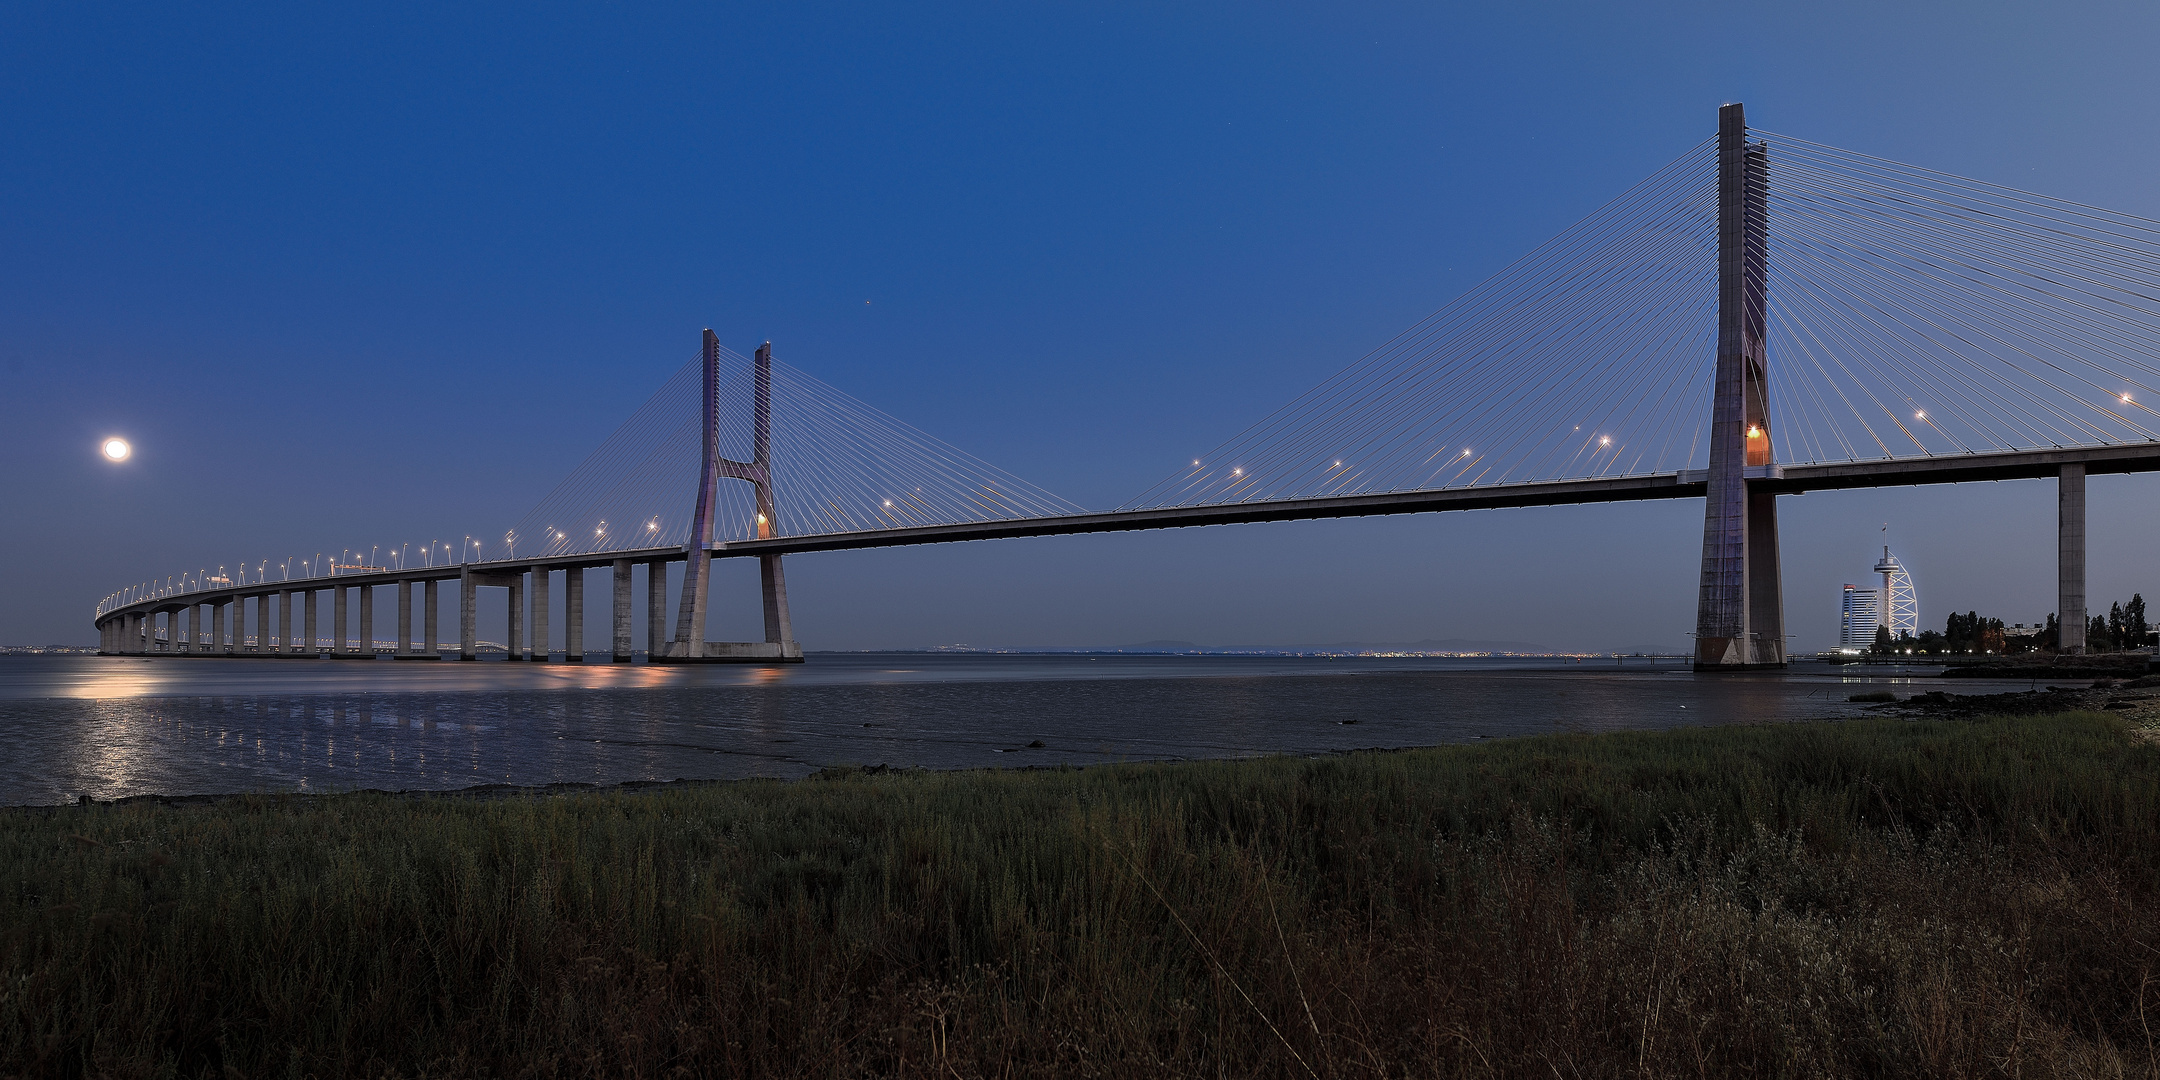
xmin=96 ymin=441 xmax=2160 ymax=622
xmin=716 ymin=442 xmax=2160 ymax=558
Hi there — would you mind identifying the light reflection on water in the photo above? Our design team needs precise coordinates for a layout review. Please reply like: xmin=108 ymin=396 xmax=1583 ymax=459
xmin=0 ymin=654 xmax=2027 ymax=806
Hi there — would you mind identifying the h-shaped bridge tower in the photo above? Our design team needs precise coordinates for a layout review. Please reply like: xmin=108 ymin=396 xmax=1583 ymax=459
xmin=659 ymin=332 xmax=802 ymax=662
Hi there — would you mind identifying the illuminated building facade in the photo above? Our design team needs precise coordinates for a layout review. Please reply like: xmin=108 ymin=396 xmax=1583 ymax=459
xmin=1840 ymin=585 xmax=1882 ymax=648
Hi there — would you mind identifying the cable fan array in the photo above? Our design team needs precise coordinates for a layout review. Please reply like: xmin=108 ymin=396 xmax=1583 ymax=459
xmin=1756 ymin=129 xmax=2160 ymax=462
xmin=1121 ymin=138 xmax=1724 ymax=511
xmin=1124 ymin=129 xmax=2160 ymax=511
xmin=503 ymin=343 xmax=1086 ymax=558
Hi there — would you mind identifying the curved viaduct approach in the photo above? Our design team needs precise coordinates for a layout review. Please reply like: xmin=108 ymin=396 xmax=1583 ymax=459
xmin=93 ymin=105 xmax=2160 ymax=667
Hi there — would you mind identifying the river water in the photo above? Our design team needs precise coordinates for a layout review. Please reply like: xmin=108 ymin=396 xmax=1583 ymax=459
xmin=0 ymin=653 xmax=2040 ymax=806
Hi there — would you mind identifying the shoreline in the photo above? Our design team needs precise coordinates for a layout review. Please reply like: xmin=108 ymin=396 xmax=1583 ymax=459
xmin=20 ymin=676 xmax=2140 ymax=811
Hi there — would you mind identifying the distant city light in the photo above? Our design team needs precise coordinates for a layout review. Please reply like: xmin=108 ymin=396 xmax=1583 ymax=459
xmin=101 ymin=438 xmax=130 ymax=462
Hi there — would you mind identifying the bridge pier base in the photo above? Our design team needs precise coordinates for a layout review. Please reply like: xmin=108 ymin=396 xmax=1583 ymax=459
xmin=215 ymin=601 xmax=230 ymax=655
xmin=396 ymin=582 xmax=412 ymax=657
xmin=424 ymin=579 xmax=439 ymax=658
xmin=611 ymin=559 xmax=633 ymax=662
xmin=460 ymin=570 xmax=478 ymax=660
xmin=563 ymin=569 xmax=583 ymax=661
xmin=505 ymin=574 xmax=524 ymax=660
xmin=762 ymin=555 xmax=795 ymax=647
xmin=530 ymin=568 xmax=550 ymax=661
xmin=186 ymin=604 xmax=199 ymax=655
xmin=333 ymin=587 xmax=349 ymax=656
xmin=645 ymin=561 xmax=668 ymax=661
xmin=2060 ymin=463 xmax=2087 ymax=654
xmin=303 ymin=590 xmax=319 ymax=657
xmin=358 ymin=585 xmax=374 ymax=659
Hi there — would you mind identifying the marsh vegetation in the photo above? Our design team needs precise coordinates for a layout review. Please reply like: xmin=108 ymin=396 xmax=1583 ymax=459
xmin=5 ymin=710 xmax=2159 ymax=1076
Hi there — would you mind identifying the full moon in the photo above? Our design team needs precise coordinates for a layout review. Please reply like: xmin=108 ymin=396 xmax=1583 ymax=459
xmin=101 ymin=438 xmax=131 ymax=462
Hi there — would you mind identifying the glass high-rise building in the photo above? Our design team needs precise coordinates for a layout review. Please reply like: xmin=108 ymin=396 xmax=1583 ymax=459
xmin=1841 ymin=584 xmax=1882 ymax=647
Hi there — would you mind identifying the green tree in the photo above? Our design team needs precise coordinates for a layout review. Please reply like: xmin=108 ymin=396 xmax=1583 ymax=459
xmin=1872 ymin=624 xmax=1894 ymax=657
xmin=2129 ymin=594 xmax=2150 ymax=647
xmin=2089 ymin=614 xmax=2113 ymax=652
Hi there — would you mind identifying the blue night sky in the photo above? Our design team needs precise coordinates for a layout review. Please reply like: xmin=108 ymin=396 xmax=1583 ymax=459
xmin=5 ymin=2 xmax=2159 ymax=650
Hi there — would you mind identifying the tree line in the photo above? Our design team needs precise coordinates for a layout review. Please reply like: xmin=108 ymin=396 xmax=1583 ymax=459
xmin=1870 ymin=593 xmax=2149 ymax=655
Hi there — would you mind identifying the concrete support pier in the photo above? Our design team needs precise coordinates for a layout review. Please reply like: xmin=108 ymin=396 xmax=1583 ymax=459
xmin=358 ymin=585 xmax=374 ymax=660
xmin=333 ymin=587 xmax=349 ymax=655
xmin=255 ymin=595 xmax=271 ymax=654
xmin=396 ymin=582 xmax=413 ymax=657
xmin=611 ymin=559 xmax=633 ymax=662
xmin=185 ymin=605 xmax=200 ymax=653
xmin=460 ymin=569 xmax=478 ymax=660
xmin=304 ymin=590 xmax=320 ymax=656
xmin=646 ymin=561 xmax=668 ymax=660
xmin=564 ymin=569 xmax=583 ymax=661
xmin=276 ymin=592 xmax=292 ymax=655
xmin=424 ymin=580 xmax=439 ymax=657
xmin=761 ymin=555 xmax=794 ymax=646
xmin=530 ymin=568 xmax=550 ymax=662
xmin=505 ymin=573 xmax=524 ymax=660
xmin=217 ymin=601 xmax=233 ymax=655
xmin=2061 ymin=463 xmax=2087 ymax=654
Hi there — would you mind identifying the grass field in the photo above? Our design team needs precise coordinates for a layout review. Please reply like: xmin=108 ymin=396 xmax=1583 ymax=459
xmin=6 ymin=710 xmax=2160 ymax=1077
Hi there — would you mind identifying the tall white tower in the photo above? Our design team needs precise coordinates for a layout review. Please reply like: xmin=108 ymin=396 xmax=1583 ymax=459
xmin=1873 ymin=547 xmax=1918 ymax=638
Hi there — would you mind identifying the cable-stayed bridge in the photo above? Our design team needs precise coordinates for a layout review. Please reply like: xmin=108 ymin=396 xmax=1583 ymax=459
xmin=94 ymin=104 xmax=2160 ymax=668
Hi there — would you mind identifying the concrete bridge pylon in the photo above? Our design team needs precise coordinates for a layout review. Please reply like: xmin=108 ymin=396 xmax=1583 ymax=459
xmin=1694 ymin=102 xmax=1787 ymax=670
xmin=658 ymin=331 xmax=803 ymax=662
